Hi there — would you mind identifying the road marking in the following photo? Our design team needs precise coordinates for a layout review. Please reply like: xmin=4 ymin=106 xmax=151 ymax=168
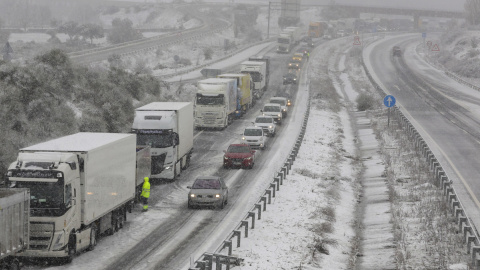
xmin=194 ymin=130 xmax=203 ymax=140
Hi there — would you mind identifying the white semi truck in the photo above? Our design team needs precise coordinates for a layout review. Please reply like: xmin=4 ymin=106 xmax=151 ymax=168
xmin=194 ymin=78 xmax=238 ymax=129
xmin=277 ymin=27 xmax=302 ymax=53
xmin=0 ymin=188 xmax=30 ymax=270
xmin=240 ymin=60 xmax=267 ymax=100
xmin=132 ymin=102 xmax=194 ymax=180
xmin=5 ymin=133 xmax=138 ymax=262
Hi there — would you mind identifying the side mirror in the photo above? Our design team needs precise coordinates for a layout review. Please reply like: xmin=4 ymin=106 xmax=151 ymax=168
xmin=260 ymin=109 xmax=263 ymax=112
xmin=187 ymin=186 xmax=192 ymax=189
xmin=251 ymin=150 xmax=256 ymax=154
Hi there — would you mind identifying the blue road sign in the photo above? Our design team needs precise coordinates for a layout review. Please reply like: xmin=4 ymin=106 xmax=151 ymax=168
xmin=422 ymin=32 xmax=427 ymax=38
xmin=384 ymin=95 xmax=396 ymax=107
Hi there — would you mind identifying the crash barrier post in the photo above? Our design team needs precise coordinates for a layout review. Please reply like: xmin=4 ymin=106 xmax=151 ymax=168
xmin=233 ymin=230 xmax=241 ymax=248
xmin=254 ymin=204 xmax=262 ymax=220
xmin=260 ymin=196 xmax=267 ymax=211
xmin=265 ymin=189 xmax=272 ymax=203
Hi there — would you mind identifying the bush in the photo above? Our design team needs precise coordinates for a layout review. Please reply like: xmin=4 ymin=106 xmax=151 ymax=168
xmin=177 ymin=57 xmax=192 ymax=66
xmin=356 ymin=92 xmax=375 ymax=111
xmin=203 ymin=48 xmax=214 ymax=60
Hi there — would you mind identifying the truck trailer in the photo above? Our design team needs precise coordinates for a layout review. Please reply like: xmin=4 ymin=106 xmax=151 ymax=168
xmin=132 ymin=102 xmax=194 ymax=180
xmin=194 ymin=78 xmax=238 ymax=130
xmin=240 ymin=61 xmax=267 ymax=100
xmin=218 ymin=73 xmax=254 ymax=113
xmin=5 ymin=133 xmax=137 ymax=262
xmin=0 ymin=188 xmax=29 ymax=270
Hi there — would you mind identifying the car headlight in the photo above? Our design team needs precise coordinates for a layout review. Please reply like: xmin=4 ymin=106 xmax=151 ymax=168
xmin=215 ymin=194 xmax=221 ymax=198
xmin=224 ymin=156 xmax=229 ymax=160
xmin=242 ymin=136 xmax=246 ymax=140
xmin=278 ymin=114 xmax=281 ymax=117
xmin=164 ymin=166 xmax=172 ymax=171
xmin=269 ymin=125 xmax=273 ymax=128
xmin=190 ymin=193 xmax=196 ymax=198
xmin=294 ymin=78 xmax=297 ymax=80
xmin=283 ymin=109 xmax=286 ymax=112
xmin=246 ymin=156 xmax=253 ymax=160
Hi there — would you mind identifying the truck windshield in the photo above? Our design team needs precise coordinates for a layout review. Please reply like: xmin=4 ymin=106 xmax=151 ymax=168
xmin=196 ymin=94 xmax=224 ymax=105
xmin=137 ymin=133 xmax=173 ymax=148
xmin=14 ymin=181 xmax=64 ymax=211
xmin=278 ymin=38 xmax=290 ymax=44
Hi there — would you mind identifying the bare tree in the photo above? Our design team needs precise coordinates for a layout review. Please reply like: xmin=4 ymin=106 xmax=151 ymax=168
xmin=465 ymin=0 xmax=480 ymax=25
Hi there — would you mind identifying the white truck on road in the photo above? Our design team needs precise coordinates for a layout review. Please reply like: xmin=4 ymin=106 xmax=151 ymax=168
xmin=194 ymin=78 xmax=238 ymax=130
xmin=240 ymin=61 xmax=267 ymax=100
xmin=5 ymin=133 xmax=138 ymax=262
xmin=0 ymin=188 xmax=29 ymax=270
xmin=277 ymin=27 xmax=302 ymax=53
xmin=132 ymin=102 xmax=194 ymax=180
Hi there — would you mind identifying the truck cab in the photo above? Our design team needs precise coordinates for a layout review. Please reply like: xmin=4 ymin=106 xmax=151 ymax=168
xmin=132 ymin=102 xmax=193 ymax=180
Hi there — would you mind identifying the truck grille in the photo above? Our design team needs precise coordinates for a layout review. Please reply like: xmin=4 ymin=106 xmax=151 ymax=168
xmin=151 ymin=153 xmax=167 ymax=175
xmin=29 ymin=222 xmax=54 ymax=250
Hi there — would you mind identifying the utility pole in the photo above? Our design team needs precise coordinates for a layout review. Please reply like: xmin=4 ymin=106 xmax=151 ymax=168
xmin=267 ymin=2 xmax=271 ymax=39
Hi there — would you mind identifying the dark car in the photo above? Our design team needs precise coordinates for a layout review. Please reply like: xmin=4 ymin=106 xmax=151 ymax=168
xmin=223 ymin=144 xmax=255 ymax=169
xmin=392 ymin=46 xmax=402 ymax=57
xmin=187 ymin=176 xmax=228 ymax=209
xmin=287 ymin=60 xmax=301 ymax=70
xmin=283 ymin=71 xmax=298 ymax=85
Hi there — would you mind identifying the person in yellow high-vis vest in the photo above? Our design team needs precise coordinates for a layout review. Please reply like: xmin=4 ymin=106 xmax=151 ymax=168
xmin=141 ymin=177 xmax=150 ymax=212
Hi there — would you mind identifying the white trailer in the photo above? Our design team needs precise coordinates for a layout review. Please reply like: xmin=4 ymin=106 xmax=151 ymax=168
xmin=285 ymin=26 xmax=302 ymax=44
xmin=6 ymin=133 xmax=137 ymax=262
xmin=277 ymin=32 xmax=294 ymax=53
xmin=0 ymin=188 xmax=29 ymax=270
xmin=240 ymin=61 xmax=267 ymax=100
xmin=132 ymin=102 xmax=194 ymax=180
xmin=194 ymin=78 xmax=238 ymax=129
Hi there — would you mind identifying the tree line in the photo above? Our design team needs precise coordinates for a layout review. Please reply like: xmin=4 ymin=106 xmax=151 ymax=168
xmin=0 ymin=49 xmax=163 ymax=176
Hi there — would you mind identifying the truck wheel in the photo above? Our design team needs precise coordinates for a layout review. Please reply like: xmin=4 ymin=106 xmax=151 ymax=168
xmin=87 ymin=225 xmax=97 ymax=251
xmin=66 ymin=234 xmax=76 ymax=263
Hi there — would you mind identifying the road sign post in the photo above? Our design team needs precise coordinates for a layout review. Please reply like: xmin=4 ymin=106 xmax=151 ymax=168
xmin=384 ymin=95 xmax=396 ymax=127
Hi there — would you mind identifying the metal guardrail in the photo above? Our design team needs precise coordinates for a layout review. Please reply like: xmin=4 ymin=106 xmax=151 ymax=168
xmin=444 ymin=71 xmax=480 ymax=91
xmin=361 ymin=53 xmax=480 ymax=269
xmin=188 ymin=96 xmax=312 ymax=270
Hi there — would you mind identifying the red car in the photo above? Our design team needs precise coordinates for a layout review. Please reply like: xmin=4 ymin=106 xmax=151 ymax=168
xmin=223 ymin=144 xmax=255 ymax=169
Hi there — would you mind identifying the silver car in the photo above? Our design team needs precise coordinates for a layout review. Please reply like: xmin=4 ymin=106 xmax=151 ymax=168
xmin=242 ymin=126 xmax=267 ymax=149
xmin=187 ymin=176 xmax=228 ymax=209
xmin=254 ymin=115 xmax=276 ymax=137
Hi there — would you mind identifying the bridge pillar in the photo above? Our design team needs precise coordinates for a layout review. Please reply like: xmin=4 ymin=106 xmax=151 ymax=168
xmin=413 ymin=13 xmax=420 ymax=30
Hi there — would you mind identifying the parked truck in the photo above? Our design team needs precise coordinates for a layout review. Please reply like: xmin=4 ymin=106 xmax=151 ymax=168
xmin=249 ymin=56 xmax=270 ymax=90
xmin=277 ymin=32 xmax=294 ymax=53
xmin=240 ymin=60 xmax=267 ymax=100
xmin=285 ymin=26 xmax=302 ymax=44
xmin=5 ymin=133 xmax=138 ymax=263
xmin=0 ymin=188 xmax=29 ymax=270
xmin=132 ymin=102 xmax=194 ymax=180
xmin=277 ymin=27 xmax=302 ymax=53
xmin=218 ymin=73 xmax=254 ymax=113
xmin=194 ymin=78 xmax=238 ymax=130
